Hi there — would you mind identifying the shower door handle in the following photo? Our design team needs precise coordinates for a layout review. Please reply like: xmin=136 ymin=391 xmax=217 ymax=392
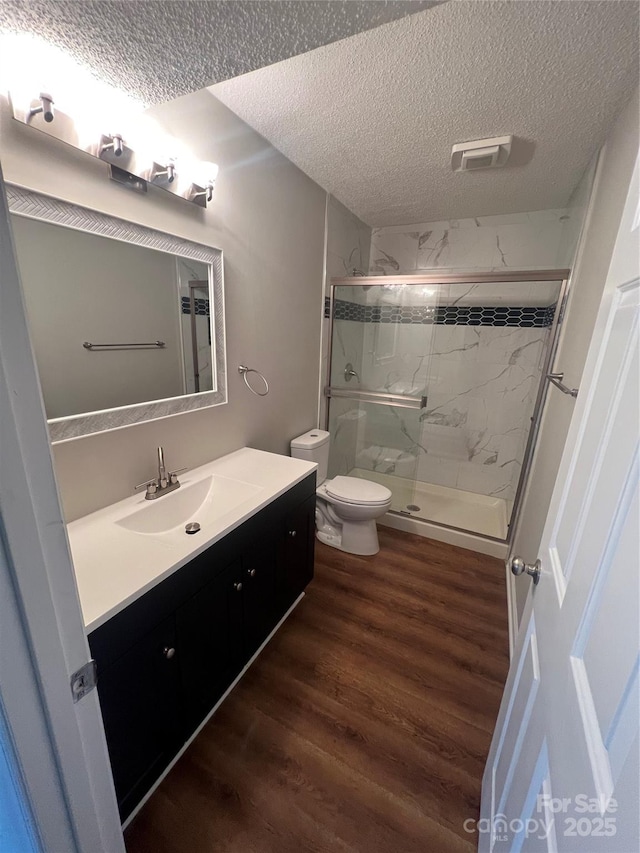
xmin=325 ymin=387 xmax=427 ymax=411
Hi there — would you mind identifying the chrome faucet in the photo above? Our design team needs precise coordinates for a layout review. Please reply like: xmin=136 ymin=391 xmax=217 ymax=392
xmin=135 ymin=446 xmax=187 ymax=500
xmin=157 ymin=445 xmax=168 ymax=488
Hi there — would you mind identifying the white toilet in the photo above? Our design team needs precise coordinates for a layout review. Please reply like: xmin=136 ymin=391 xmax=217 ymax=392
xmin=290 ymin=429 xmax=392 ymax=556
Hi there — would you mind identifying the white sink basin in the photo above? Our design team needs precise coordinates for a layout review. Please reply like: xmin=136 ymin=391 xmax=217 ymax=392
xmin=68 ymin=448 xmax=317 ymax=633
xmin=116 ymin=474 xmax=263 ymax=535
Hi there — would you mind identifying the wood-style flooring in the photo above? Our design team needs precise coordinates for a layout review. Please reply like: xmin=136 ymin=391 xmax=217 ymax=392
xmin=125 ymin=527 xmax=510 ymax=853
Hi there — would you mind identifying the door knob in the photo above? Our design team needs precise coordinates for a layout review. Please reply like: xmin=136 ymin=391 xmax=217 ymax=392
xmin=247 ymin=568 xmax=256 ymax=577
xmin=509 ymin=556 xmax=541 ymax=585
xmin=288 ymin=530 xmax=297 ymax=538
xmin=234 ymin=581 xmax=243 ymax=592
xmin=163 ymin=647 xmax=176 ymax=659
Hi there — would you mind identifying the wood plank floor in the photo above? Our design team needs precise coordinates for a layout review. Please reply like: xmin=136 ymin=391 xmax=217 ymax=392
xmin=125 ymin=527 xmax=510 ymax=853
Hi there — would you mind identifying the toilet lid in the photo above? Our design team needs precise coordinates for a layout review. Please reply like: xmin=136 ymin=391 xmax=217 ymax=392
xmin=325 ymin=476 xmax=392 ymax=505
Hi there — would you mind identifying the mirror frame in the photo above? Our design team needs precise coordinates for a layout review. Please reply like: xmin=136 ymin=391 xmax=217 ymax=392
xmin=7 ymin=184 xmax=227 ymax=443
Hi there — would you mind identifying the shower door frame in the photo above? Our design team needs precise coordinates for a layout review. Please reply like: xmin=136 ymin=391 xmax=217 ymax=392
xmin=325 ymin=269 xmax=571 ymax=545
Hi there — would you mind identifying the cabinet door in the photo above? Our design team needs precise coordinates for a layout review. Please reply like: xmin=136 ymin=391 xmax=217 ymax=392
xmin=277 ymin=494 xmax=316 ymax=611
xmin=243 ymin=539 xmax=278 ymax=658
xmin=175 ymin=560 xmax=244 ymax=733
xmin=94 ymin=617 xmax=181 ymax=821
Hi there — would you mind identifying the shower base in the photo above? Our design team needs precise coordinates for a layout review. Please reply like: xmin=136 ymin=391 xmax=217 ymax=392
xmin=349 ymin=467 xmax=508 ymax=540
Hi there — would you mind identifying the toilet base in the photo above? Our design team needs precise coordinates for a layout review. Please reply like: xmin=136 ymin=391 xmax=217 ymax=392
xmin=316 ymin=518 xmax=380 ymax=556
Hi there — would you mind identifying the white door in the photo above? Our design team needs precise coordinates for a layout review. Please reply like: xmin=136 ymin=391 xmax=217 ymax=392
xmin=479 ymin=152 xmax=640 ymax=853
xmin=0 ymin=164 xmax=125 ymax=852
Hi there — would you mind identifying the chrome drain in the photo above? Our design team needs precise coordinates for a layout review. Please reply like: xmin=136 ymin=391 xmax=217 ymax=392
xmin=406 ymin=504 xmax=421 ymax=512
xmin=185 ymin=522 xmax=201 ymax=534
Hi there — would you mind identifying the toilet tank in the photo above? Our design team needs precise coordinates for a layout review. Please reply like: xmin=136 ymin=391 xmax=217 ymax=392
xmin=290 ymin=429 xmax=330 ymax=484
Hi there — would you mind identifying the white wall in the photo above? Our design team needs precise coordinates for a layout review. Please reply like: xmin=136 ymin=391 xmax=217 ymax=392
xmin=511 ymin=90 xmax=639 ymax=621
xmin=0 ymin=89 xmax=326 ymax=521
xmin=12 ymin=216 xmax=184 ymax=418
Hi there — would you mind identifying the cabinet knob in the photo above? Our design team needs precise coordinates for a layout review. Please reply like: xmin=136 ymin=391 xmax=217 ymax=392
xmin=247 ymin=568 xmax=256 ymax=577
xmin=234 ymin=581 xmax=243 ymax=592
xmin=163 ymin=647 xmax=176 ymax=660
xmin=288 ymin=530 xmax=297 ymax=538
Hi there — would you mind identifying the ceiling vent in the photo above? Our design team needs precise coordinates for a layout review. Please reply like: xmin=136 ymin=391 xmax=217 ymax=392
xmin=451 ymin=135 xmax=512 ymax=172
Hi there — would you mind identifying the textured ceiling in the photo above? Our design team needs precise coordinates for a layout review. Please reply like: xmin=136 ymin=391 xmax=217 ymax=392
xmin=0 ymin=0 xmax=438 ymax=105
xmin=210 ymin=1 xmax=640 ymax=226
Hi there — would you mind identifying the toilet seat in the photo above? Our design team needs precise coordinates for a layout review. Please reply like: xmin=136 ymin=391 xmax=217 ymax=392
xmin=324 ymin=476 xmax=392 ymax=506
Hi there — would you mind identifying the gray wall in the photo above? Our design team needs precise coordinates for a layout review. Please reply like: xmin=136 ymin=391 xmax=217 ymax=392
xmin=12 ymin=217 xmax=184 ymax=418
xmin=318 ymin=195 xmax=372 ymax=427
xmin=0 ymin=89 xmax=326 ymax=521
xmin=511 ymin=89 xmax=639 ymax=621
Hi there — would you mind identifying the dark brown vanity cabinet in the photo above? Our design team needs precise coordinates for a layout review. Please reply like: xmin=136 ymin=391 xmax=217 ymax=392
xmin=93 ymin=617 xmax=183 ymax=822
xmin=88 ymin=473 xmax=315 ymax=821
xmin=278 ymin=494 xmax=316 ymax=606
xmin=175 ymin=558 xmax=246 ymax=733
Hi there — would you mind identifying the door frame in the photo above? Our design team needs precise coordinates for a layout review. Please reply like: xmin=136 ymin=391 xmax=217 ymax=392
xmin=0 ymin=162 xmax=125 ymax=851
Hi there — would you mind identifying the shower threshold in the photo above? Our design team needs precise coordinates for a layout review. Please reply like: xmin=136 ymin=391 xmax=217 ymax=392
xmin=349 ymin=467 xmax=508 ymax=540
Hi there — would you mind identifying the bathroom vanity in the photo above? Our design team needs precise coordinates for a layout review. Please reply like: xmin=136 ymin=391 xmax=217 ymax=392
xmin=67 ymin=449 xmax=316 ymax=821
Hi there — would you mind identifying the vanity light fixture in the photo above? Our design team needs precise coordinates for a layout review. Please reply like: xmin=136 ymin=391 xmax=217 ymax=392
xmin=99 ymin=132 xmax=125 ymax=158
xmin=28 ymin=91 xmax=54 ymax=123
xmin=0 ymin=33 xmax=219 ymax=208
xmin=187 ymin=162 xmax=219 ymax=207
xmin=188 ymin=180 xmax=214 ymax=207
xmin=149 ymin=159 xmax=177 ymax=185
xmin=109 ymin=164 xmax=147 ymax=194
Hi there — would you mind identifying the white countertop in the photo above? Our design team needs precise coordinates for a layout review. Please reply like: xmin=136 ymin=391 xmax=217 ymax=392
xmin=67 ymin=448 xmax=316 ymax=634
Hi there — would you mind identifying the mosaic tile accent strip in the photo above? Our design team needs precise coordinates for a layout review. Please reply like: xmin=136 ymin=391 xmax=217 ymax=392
xmin=324 ymin=296 xmax=331 ymax=318
xmin=181 ymin=296 xmax=210 ymax=316
xmin=333 ymin=299 xmax=557 ymax=327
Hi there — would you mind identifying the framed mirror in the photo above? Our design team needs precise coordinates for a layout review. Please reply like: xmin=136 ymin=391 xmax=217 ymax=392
xmin=6 ymin=186 xmax=226 ymax=442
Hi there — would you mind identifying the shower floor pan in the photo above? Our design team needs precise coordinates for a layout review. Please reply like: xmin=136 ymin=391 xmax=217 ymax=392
xmin=349 ymin=467 xmax=508 ymax=540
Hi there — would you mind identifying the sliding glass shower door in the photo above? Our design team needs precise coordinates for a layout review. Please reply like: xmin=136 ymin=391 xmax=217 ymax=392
xmin=325 ymin=274 xmax=566 ymax=541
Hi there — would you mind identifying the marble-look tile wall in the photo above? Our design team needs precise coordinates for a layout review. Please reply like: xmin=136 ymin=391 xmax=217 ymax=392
xmin=369 ymin=208 xmax=580 ymax=275
xmin=328 ymin=280 xmax=562 ymax=516
xmin=319 ymin=195 xmax=371 ymax=429
xmin=352 ymin=321 xmax=548 ymax=513
xmin=327 ymin=204 xmax=586 ymax=516
xmin=417 ymin=324 xmax=545 ymax=514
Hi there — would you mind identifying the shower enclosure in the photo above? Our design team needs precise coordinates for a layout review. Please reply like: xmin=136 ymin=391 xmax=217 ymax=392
xmin=325 ymin=272 xmax=569 ymax=542
xmin=176 ymin=257 xmax=214 ymax=395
